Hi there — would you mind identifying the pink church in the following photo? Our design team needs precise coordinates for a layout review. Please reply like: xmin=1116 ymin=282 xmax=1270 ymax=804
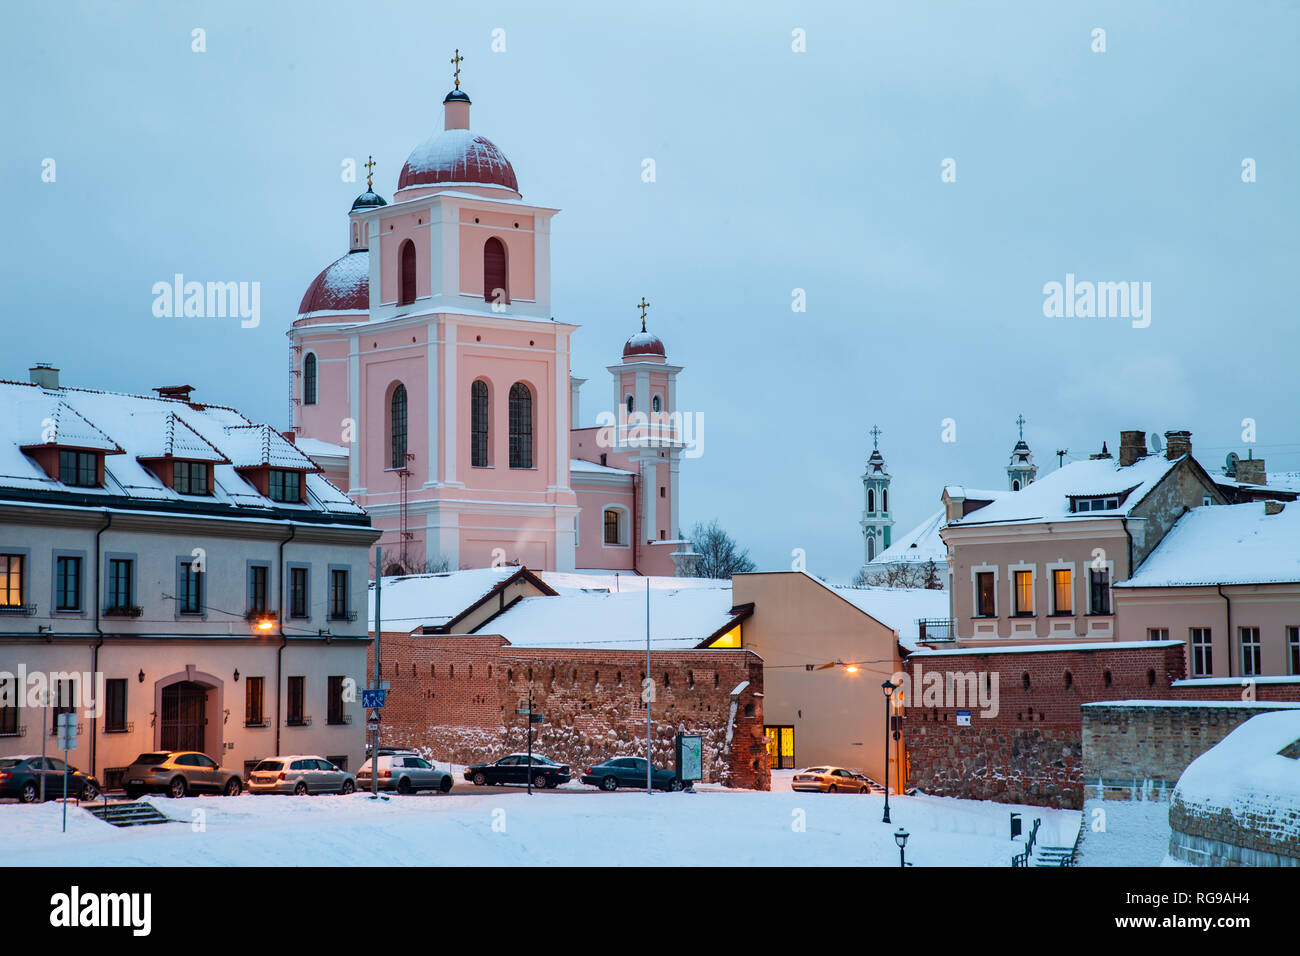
xmin=288 ymin=72 xmax=690 ymax=575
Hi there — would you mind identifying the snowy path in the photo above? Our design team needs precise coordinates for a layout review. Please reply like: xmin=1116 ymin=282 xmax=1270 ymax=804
xmin=1 ymin=788 xmax=1080 ymax=867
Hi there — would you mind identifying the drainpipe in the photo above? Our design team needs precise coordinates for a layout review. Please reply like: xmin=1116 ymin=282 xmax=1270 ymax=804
xmin=1119 ymin=517 xmax=1134 ymax=582
xmin=89 ymin=511 xmax=112 ymax=777
xmin=1218 ymin=584 xmax=1232 ymax=678
xmin=631 ymin=472 xmax=640 ymax=575
xmin=275 ymin=523 xmax=296 ymax=754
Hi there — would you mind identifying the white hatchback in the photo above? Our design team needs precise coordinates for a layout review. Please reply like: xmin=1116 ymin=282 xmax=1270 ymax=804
xmin=247 ymin=755 xmax=356 ymax=795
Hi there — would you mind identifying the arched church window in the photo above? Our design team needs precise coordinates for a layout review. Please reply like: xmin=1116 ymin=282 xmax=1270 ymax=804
xmin=652 ymin=395 xmax=661 ymax=413
xmin=867 ymin=537 xmax=876 ymax=561
xmin=471 ymin=380 xmax=490 ymax=467
xmin=509 ymin=382 xmax=533 ymax=469
xmin=398 ymin=240 xmax=416 ymax=306
xmin=604 ymin=508 xmax=622 ymax=545
xmin=882 ymin=489 xmax=888 ymax=513
xmin=303 ymin=353 xmax=317 ymax=405
xmin=626 ymin=395 xmax=634 ymax=414
xmin=390 ymin=384 xmax=408 ymax=469
xmin=484 ymin=237 xmax=509 ymax=306
xmin=868 ymin=489 xmax=875 ymax=512
xmin=1012 ymin=479 xmax=1021 ymax=491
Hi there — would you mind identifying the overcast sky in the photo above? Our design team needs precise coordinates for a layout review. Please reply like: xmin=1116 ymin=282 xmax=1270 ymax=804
xmin=4 ymin=1 xmax=1298 ymax=581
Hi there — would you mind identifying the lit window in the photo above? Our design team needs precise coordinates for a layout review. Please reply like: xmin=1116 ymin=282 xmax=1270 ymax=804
xmin=1052 ymin=568 xmax=1072 ymax=615
xmin=0 ymin=555 xmax=24 ymax=608
xmin=1014 ymin=570 xmax=1033 ymax=615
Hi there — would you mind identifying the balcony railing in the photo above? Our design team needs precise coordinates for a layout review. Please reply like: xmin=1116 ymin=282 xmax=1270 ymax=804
xmin=917 ymin=618 xmax=956 ymax=642
xmin=0 ymin=724 xmax=26 ymax=738
xmin=0 ymin=603 xmax=38 ymax=616
xmin=328 ymin=609 xmax=358 ymax=622
xmin=103 ymin=605 xmax=143 ymax=618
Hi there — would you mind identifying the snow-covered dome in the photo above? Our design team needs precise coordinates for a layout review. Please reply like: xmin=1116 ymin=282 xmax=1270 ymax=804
xmin=398 ymin=127 xmax=518 ymax=192
xmin=298 ymin=250 xmax=369 ymax=316
xmin=622 ymin=329 xmax=666 ymax=361
xmin=350 ymin=189 xmax=387 ymax=212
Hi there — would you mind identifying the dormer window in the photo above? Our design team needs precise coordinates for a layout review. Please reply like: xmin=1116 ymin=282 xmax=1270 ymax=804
xmin=268 ymin=469 xmax=303 ymax=503
xmin=173 ymin=460 xmax=211 ymax=496
xmin=1073 ymin=496 xmax=1120 ymax=513
xmin=58 ymin=450 xmax=99 ymax=487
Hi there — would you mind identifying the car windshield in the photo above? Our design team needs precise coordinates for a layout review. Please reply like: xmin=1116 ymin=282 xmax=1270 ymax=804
xmin=805 ymin=767 xmax=829 ymax=773
xmin=133 ymin=753 xmax=170 ymax=765
xmin=254 ymin=760 xmax=283 ymax=772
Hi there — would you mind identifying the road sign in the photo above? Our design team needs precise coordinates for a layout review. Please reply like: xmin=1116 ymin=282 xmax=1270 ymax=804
xmin=366 ymin=722 xmax=379 ymax=732
xmin=362 ymin=689 xmax=387 ymax=709
xmin=528 ymin=713 xmax=545 ymax=723
xmin=515 ymin=708 xmax=532 ymax=715
xmin=56 ymin=712 xmax=78 ymax=751
xmin=956 ymin=709 xmax=971 ymax=726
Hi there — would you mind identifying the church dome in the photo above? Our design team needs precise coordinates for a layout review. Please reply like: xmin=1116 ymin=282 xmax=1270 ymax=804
xmin=298 ymin=250 xmax=369 ymax=316
xmin=398 ymin=127 xmax=518 ymax=192
xmin=622 ymin=330 xmax=666 ymax=360
xmin=350 ymin=189 xmax=387 ymax=211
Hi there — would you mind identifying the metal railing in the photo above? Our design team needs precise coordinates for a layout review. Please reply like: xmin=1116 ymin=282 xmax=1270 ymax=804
xmin=917 ymin=618 xmax=956 ymax=642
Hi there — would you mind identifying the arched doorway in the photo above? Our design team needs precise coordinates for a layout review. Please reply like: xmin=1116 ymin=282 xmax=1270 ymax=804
xmin=160 ymin=682 xmax=208 ymax=753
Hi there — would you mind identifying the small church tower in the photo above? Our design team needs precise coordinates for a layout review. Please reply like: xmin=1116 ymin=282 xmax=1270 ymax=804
xmin=1007 ymin=414 xmax=1038 ymax=491
xmin=860 ymin=425 xmax=894 ymax=563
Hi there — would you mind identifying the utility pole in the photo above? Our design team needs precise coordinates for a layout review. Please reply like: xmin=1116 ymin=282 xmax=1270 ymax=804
xmin=371 ymin=545 xmax=382 ymax=798
xmin=526 ymin=684 xmax=534 ymax=796
xmin=1056 ymin=449 xmax=1068 ymax=468
xmin=646 ymin=577 xmax=652 ymax=795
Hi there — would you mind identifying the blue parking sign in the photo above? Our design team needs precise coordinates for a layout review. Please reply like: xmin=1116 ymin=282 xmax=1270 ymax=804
xmin=362 ymin=689 xmax=387 ymax=709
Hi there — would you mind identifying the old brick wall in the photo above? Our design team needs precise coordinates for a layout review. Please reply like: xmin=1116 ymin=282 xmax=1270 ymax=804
xmin=366 ymin=632 xmax=769 ymax=790
xmin=1082 ymin=697 xmax=1300 ymax=801
xmin=902 ymin=643 xmax=1187 ymax=809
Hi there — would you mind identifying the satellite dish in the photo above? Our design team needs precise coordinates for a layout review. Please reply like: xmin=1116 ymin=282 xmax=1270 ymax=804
xmin=1148 ymin=432 xmax=1163 ymax=454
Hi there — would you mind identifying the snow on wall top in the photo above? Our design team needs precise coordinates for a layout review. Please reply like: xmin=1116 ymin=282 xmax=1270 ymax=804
xmin=1172 ymin=710 xmax=1300 ymax=844
xmin=569 ymin=458 xmax=636 ymax=477
xmin=868 ymin=509 xmax=948 ymax=567
xmin=398 ymin=128 xmax=519 ymax=193
xmin=827 ymin=583 xmax=952 ymax=651
xmin=0 ymin=380 xmax=364 ymax=518
xmin=298 ymin=250 xmax=369 ymax=316
xmin=369 ymin=567 xmax=521 ymax=631
xmin=947 ymin=455 xmax=1180 ymax=527
xmin=1116 ymin=501 xmax=1300 ymax=587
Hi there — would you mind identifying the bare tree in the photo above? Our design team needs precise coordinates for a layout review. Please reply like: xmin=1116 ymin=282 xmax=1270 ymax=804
xmin=852 ymin=560 xmax=944 ymax=590
xmin=685 ymin=519 xmax=756 ymax=579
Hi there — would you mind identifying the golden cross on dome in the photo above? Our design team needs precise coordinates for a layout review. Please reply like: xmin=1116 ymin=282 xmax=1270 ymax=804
xmin=1016 ymin=413 xmax=1027 ymax=439
xmin=636 ymin=296 xmax=650 ymax=331
xmin=451 ymin=49 xmax=464 ymax=89
xmin=870 ymin=424 xmax=882 ymax=450
xmin=364 ymin=155 xmax=376 ymax=191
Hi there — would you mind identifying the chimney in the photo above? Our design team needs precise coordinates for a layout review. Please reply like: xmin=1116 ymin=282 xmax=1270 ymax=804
xmin=1164 ymin=430 xmax=1192 ymax=461
xmin=1235 ymin=453 xmax=1267 ymax=485
xmin=1118 ymin=430 xmax=1147 ymax=467
xmin=1090 ymin=441 xmax=1113 ymax=461
xmin=444 ymin=89 xmax=470 ymax=130
xmin=1265 ymin=500 xmax=1285 ymax=516
xmin=154 ymin=384 xmax=194 ymax=402
xmin=29 ymin=364 xmax=60 ymax=390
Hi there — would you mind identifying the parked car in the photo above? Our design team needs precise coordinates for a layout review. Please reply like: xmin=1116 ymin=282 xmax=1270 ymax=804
xmin=121 ymin=751 xmax=243 ymax=799
xmin=791 ymin=766 xmax=870 ymax=793
xmin=355 ymin=752 xmax=453 ymax=794
xmin=580 ymin=757 xmax=683 ymax=792
xmin=465 ymin=753 xmax=571 ymax=788
xmin=247 ymin=755 xmax=356 ymax=795
xmin=0 ymin=755 xmax=100 ymax=803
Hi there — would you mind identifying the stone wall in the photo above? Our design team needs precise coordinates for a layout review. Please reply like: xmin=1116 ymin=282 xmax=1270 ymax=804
xmin=902 ymin=642 xmax=1188 ymax=809
xmin=366 ymin=632 xmax=769 ymax=790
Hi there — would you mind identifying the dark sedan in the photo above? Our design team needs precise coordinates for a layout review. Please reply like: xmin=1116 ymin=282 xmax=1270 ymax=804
xmin=465 ymin=753 xmax=572 ymax=788
xmin=0 ymin=755 xmax=100 ymax=803
xmin=580 ymin=757 xmax=683 ymax=792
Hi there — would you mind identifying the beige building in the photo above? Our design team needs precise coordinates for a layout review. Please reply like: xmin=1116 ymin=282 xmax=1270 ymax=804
xmin=721 ymin=571 xmax=947 ymax=787
xmin=0 ymin=368 xmax=379 ymax=787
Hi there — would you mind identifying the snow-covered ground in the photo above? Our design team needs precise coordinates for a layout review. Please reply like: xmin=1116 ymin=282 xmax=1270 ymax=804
xmin=1075 ymin=799 xmax=1176 ymax=867
xmin=1 ymin=786 xmax=1080 ymax=867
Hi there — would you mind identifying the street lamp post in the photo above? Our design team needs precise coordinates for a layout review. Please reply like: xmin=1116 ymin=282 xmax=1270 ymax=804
xmin=895 ymin=827 xmax=910 ymax=867
xmin=881 ymin=679 xmax=897 ymax=823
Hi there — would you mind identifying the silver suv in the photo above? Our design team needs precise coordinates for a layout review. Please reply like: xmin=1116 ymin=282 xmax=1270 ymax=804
xmin=248 ymin=755 xmax=356 ymax=795
xmin=356 ymin=752 xmax=453 ymax=794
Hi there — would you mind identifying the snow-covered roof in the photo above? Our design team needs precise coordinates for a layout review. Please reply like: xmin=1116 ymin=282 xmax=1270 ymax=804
xmin=369 ymin=567 xmax=524 ymax=631
xmin=1172 ymin=710 xmax=1300 ymax=849
xmin=946 ymin=456 xmax=1180 ymax=527
xmin=484 ymin=584 xmax=740 ymax=650
xmin=1213 ymin=470 xmax=1300 ymax=495
xmin=0 ymin=379 xmax=364 ymax=519
xmin=539 ymin=571 xmax=726 ymax=594
xmin=826 ymin=584 xmax=952 ymax=651
xmin=868 ymin=509 xmax=948 ymax=567
xmin=569 ymin=458 xmax=636 ymax=477
xmin=295 ymin=437 xmax=349 ymax=461
xmin=1117 ymin=501 xmax=1300 ymax=587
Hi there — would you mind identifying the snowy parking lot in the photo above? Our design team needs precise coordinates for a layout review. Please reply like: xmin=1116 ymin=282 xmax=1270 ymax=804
xmin=0 ymin=780 xmax=1081 ymax=867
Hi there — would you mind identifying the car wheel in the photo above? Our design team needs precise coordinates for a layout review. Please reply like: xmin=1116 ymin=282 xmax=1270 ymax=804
xmin=532 ymin=773 xmax=548 ymax=789
xmin=341 ymin=779 xmax=355 ymax=795
xmin=600 ymin=775 xmax=618 ymax=792
xmin=860 ymin=784 xmax=870 ymax=794
xmin=19 ymin=781 xmax=39 ymax=803
xmin=472 ymin=771 xmax=488 ymax=786
xmin=668 ymin=778 xmax=684 ymax=792
xmin=396 ymin=777 xmax=412 ymax=795
xmin=293 ymin=781 xmax=309 ymax=796
xmin=224 ymin=777 xmax=242 ymax=797
xmin=82 ymin=779 xmax=100 ymax=801
xmin=169 ymin=777 xmax=187 ymax=799
xmin=828 ymin=785 xmax=838 ymax=793
xmin=439 ymin=776 xmax=453 ymax=794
